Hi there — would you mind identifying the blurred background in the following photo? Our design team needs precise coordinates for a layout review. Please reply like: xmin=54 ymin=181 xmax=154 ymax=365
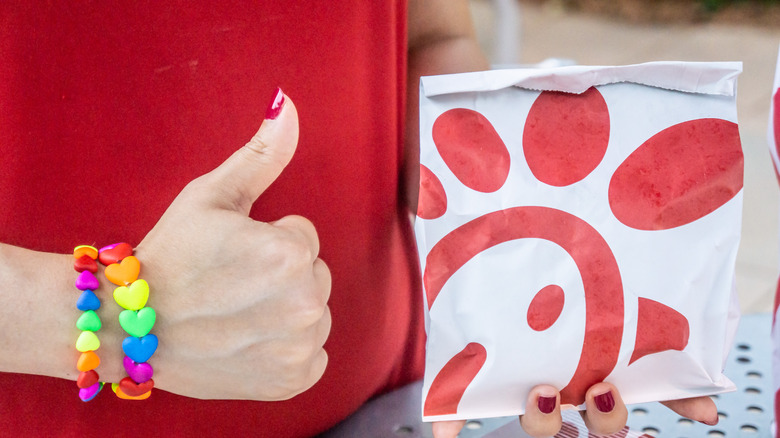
xmin=469 ymin=0 xmax=780 ymax=315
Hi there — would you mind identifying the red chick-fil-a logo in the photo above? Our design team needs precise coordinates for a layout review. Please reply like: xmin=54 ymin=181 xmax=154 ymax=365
xmin=417 ymin=86 xmax=743 ymax=417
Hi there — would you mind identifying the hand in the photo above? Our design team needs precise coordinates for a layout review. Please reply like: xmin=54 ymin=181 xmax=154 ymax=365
xmin=135 ymin=92 xmax=332 ymax=401
xmin=432 ymin=383 xmax=718 ymax=437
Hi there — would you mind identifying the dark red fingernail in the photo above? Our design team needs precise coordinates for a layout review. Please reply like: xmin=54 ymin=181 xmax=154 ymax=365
xmin=537 ymin=395 xmax=556 ymax=414
xmin=594 ymin=391 xmax=615 ymax=413
xmin=265 ymin=87 xmax=285 ymax=120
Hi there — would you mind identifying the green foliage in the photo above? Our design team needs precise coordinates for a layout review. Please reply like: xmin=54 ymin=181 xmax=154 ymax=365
xmin=699 ymin=0 xmax=779 ymax=12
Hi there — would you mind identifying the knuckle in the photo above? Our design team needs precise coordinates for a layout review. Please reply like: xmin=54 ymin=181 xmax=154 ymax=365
xmin=295 ymin=295 xmax=327 ymax=324
xmin=284 ymin=338 xmax=322 ymax=368
xmin=244 ymin=136 xmax=270 ymax=155
xmin=279 ymin=214 xmax=317 ymax=235
xmin=313 ymin=257 xmax=331 ymax=281
xmin=296 ymin=217 xmax=319 ymax=241
xmin=273 ymin=215 xmax=319 ymax=251
xmin=268 ymin=236 xmax=314 ymax=271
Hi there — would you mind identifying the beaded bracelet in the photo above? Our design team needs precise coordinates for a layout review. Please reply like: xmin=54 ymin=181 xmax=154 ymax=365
xmin=73 ymin=245 xmax=104 ymax=402
xmin=98 ymin=243 xmax=157 ymax=400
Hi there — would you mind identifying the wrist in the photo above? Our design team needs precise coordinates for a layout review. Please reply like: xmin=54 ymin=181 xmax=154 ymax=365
xmin=0 ymin=244 xmax=126 ymax=384
xmin=91 ymin=243 xmax=158 ymax=399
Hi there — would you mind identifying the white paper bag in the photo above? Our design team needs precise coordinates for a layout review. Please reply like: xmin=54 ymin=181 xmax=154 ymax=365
xmin=415 ymin=62 xmax=743 ymax=421
xmin=768 ymin=44 xmax=780 ymax=435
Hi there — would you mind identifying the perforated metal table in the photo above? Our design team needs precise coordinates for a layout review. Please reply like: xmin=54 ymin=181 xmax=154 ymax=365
xmin=320 ymin=313 xmax=774 ymax=437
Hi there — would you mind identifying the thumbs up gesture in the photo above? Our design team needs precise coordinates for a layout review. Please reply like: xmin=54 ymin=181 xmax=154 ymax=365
xmin=134 ymin=89 xmax=331 ymax=400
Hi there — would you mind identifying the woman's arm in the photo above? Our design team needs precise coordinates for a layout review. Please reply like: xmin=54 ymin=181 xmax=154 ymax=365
xmin=404 ymin=0 xmax=490 ymax=213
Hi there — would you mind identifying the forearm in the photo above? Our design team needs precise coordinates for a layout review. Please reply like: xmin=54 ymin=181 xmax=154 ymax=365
xmin=406 ymin=34 xmax=490 ymax=141
xmin=407 ymin=34 xmax=490 ymax=115
xmin=0 ymin=243 xmax=124 ymax=382
xmin=404 ymin=0 xmax=490 ymax=212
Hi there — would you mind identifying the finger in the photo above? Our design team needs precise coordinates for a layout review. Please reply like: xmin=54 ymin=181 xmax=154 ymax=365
xmin=306 ymin=347 xmax=329 ymax=392
xmin=519 ymin=385 xmax=562 ymax=437
xmin=431 ymin=420 xmax=466 ymax=438
xmin=312 ymin=304 xmax=332 ymax=349
xmin=581 ymin=382 xmax=628 ymax=436
xmin=661 ymin=396 xmax=718 ymax=425
xmin=277 ymin=348 xmax=328 ymax=402
xmin=270 ymin=215 xmax=321 ymax=261
xmin=313 ymin=258 xmax=332 ymax=304
xmin=207 ymin=87 xmax=300 ymax=214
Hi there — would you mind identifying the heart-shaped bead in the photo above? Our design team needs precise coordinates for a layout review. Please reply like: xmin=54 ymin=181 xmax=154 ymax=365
xmin=98 ymin=242 xmax=133 ymax=265
xmin=75 ymin=271 xmax=99 ymax=291
xmin=113 ymin=279 xmax=149 ymax=311
xmin=123 ymin=356 xmax=154 ymax=383
xmin=76 ymin=290 xmax=101 ymax=311
xmin=105 ymin=255 xmax=140 ymax=286
xmin=73 ymin=245 xmax=98 ymax=260
xmin=77 ymin=370 xmax=99 ymax=389
xmin=76 ymin=331 xmax=100 ymax=352
xmin=119 ymin=376 xmax=154 ymax=397
xmin=78 ymin=382 xmax=103 ymax=402
xmin=112 ymin=382 xmax=152 ymax=400
xmin=76 ymin=310 xmax=102 ymax=332
xmin=74 ymin=255 xmax=98 ymax=273
xmin=76 ymin=351 xmax=100 ymax=372
xmin=119 ymin=307 xmax=156 ymax=337
xmin=122 ymin=334 xmax=158 ymax=363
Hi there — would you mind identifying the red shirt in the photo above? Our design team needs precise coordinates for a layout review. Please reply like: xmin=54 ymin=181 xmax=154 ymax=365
xmin=0 ymin=1 xmax=425 ymax=436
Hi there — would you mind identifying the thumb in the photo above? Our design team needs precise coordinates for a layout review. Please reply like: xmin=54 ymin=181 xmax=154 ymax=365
xmin=207 ymin=87 xmax=299 ymax=213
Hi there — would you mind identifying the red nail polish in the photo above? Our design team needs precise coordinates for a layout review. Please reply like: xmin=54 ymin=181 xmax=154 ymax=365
xmin=594 ymin=391 xmax=615 ymax=413
xmin=265 ymin=87 xmax=285 ymax=120
xmin=537 ymin=395 xmax=556 ymax=414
